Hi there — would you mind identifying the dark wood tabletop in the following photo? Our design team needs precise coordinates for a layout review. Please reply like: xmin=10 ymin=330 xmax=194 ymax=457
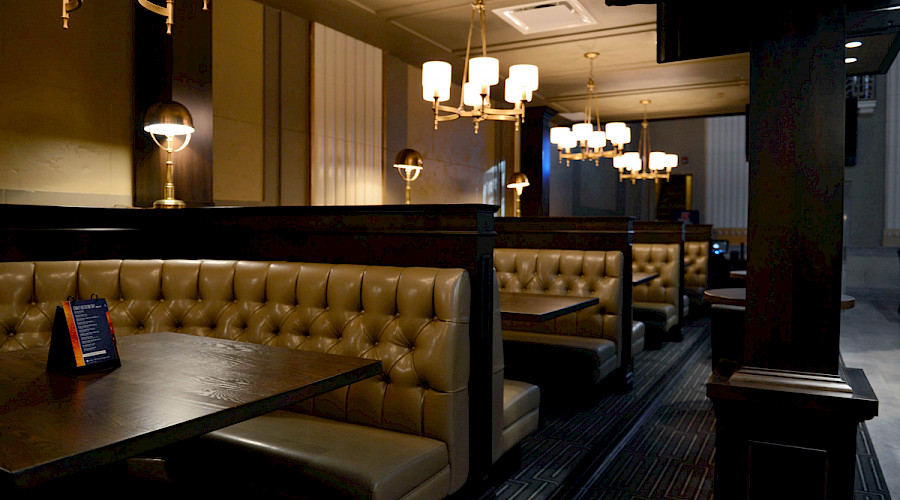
xmin=632 ymin=272 xmax=660 ymax=286
xmin=499 ymin=292 xmax=599 ymax=322
xmin=704 ymin=287 xmax=855 ymax=309
xmin=0 ymin=332 xmax=381 ymax=490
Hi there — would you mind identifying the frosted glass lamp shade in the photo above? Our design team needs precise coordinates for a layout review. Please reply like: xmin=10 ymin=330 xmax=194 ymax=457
xmin=469 ymin=57 xmax=499 ymax=87
xmin=604 ymin=122 xmax=629 ymax=146
xmin=572 ymin=122 xmax=594 ymax=141
xmin=649 ymin=151 xmax=666 ymax=171
xmin=422 ymin=61 xmax=452 ymax=102
xmin=665 ymin=153 xmax=679 ymax=169
xmin=463 ymin=82 xmax=485 ymax=107
xmin=509 ymin=64 xmax=539 ymax=91
xmin=504 ymin=78 xmax=532 ymax=103
xmin=550 ymin=127 xmax=572 ymax=147
xmin=588 ymin=131 xmax=607 ymax=149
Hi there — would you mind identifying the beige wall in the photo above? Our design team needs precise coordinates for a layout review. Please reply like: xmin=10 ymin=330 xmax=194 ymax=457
xmin=213 ymin=0 xmax=265 ymax=203
xmin=0 ymin=2 xmax=509 ymax=209
xmin=0 ymin=0 xmax=134 ymax=207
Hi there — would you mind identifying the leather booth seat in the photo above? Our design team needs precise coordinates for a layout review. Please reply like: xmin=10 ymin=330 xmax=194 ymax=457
xmin=684 ymin=241 xmax=709 ymax=315
xmin=0 ymin=259 xmax=499 ymax=499
xmin=494 ymin=248 xmax=633 ymax=387
xmin=632 ymin=243 xmax=682 ymax=347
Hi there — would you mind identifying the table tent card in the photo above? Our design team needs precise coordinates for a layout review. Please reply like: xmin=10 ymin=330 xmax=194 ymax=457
xmin=47 ymin=297 xmax=121 ymax=374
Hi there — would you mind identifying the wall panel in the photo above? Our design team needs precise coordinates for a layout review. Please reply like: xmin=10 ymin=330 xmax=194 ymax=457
xmin=311 ymin=24 xmax=383 ymax=206
xmin=705 ymin=115 xmax=748 ymax=230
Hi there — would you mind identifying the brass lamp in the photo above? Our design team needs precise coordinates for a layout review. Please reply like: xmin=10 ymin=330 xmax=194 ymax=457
xmin=506 ymin=172 xmax=530 ymax=217
xmin=393 ymin=149 xmax=424 ymax=204
xmin=143 ymin=101 xmax=195 ymax=209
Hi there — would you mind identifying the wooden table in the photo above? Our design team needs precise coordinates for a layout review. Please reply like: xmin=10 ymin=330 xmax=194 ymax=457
xmin=729 ymin=270 xmax=747 ymax=280
xmin=499 ymin=292 xmax=599 ymax=322
xmin=0 ymin=332 xmax=381 ymax=491
xmin=633 ymin=272 xmax=660 ymax=286
xmin=704 ymin=288 xmax=856 ymax=309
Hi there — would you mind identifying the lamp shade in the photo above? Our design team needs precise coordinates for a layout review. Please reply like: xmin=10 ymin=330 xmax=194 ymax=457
xmin=469 ymin=56 xmax=499 ymax=87
xmin=422 ymin=61 xmax=452 ymax=102
xmin=393 ymin=148 xmax=424 ymax=181
xmin=506 ymin=171 xmax=530 ymax=195
xmin=572 ymin=122 xmax=594 ymax=141
xmin=144 ymin=101 xmax=195 ymax=136
xmin=604 ymin=122 xmax=629 ymax=146
xmin=509 ymin=64 xmax=539 ymax=91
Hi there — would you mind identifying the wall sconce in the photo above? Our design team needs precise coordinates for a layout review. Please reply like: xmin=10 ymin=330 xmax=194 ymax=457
xmin=393 ymin=149 xmax=424 ymax=205
xmin=143 ymin=101 xmax=194 ymax=209
xmin=506 ymin=172 xmax=530 ymax=217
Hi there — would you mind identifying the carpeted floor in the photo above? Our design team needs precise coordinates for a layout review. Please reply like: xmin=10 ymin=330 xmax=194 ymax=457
xmin=475 ymin=314 xmax=892 ymax=500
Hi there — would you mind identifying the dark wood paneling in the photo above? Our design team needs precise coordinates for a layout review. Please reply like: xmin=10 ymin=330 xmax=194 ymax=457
xmin=133 ymin=2 xmax=213 ymax=208
xmin=520 ymin=107 xmax=556 ymax=216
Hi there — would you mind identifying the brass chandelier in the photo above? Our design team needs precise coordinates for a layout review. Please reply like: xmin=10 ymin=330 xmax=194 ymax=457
xmin=613 ymin=100 xmax=678 ymax=184
xmin=550 ymin=53 xmax=631 ymax=166
xmin=62 ymin=1 xmax=209 ymax=33
xmin=421 ymin=0 xmax=539 ymax=134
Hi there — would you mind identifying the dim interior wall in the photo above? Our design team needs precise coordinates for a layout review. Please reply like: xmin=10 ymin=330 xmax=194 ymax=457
xmin=0 ymin=0 xmax=134 ymax=207
xmin=213 ymin=0 xmax=265 ymax=203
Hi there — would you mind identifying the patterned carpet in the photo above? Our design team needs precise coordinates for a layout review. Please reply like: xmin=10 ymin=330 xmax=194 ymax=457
xmin=474 ymin=315 xmax=892 ymax=500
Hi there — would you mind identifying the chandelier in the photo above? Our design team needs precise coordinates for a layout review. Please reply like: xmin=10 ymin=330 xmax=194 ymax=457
xmin=62 ymin=1 xmax=209 ymax=33
xmin=613 ymin=100 xmax=678 ymax=184
xmin=421 ymin=0 xmax=539 ymax=134
xmin=549 ymin=53 xmax=631 ymax=166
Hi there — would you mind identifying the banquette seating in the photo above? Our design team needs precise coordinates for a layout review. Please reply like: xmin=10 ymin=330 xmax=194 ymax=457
xmin=0 ymin=259 xmax=539 ymax=499
xmin=683 ymin=224 xmax=713 ymax=316
xmin=683 ymin=240 xmax=710 ymax=315
xmin=493 ymin=248 xmax=639 ymax=389
xmin=632 ymin=242 xmax=683 ymax=348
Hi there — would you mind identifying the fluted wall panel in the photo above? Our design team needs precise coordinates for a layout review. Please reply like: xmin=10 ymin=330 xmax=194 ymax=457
xmin=311 ymin=23 xmax=383 ymax=206
xmin=704 ymin=115 xmax=749 ymax=230
xmin=884 ymin=60 xmax=900 ymax=244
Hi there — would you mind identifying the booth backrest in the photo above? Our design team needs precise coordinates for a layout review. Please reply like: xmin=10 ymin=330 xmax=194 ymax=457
xmin=493 ymin=248 xmax=624 ymax=360
xmin=684 ymin=241 xmax=709 ymax=292
xmin=632 ymin=243 xmax=680 ymax=309
xmin=0 ymin=259 xmax=472 ymax=492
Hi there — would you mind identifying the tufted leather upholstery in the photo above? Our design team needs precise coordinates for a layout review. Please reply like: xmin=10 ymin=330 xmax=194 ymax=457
xmin=632 ymin=243 xmax=681 ymax=334
xmin=493 ymin=248 xmax=626 ymax=384
xmin=0 ymin=260 xmax=472 ymax=499
xmin=684 ymin=241 xmax=709 ymax=311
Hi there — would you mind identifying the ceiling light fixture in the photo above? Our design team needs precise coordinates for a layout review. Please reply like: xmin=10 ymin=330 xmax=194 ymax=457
xmin=62 ymin=1 xmax=209 ymax=33
xmin=845 ymin=41 xmax=863 ymax=48
xmin=421 ymin=0 xmax=539 ymax=134
xmin=549 ymin=52 xmax=631 ymax=166
xmin=613 ymin=100 xmax=678 ymax=184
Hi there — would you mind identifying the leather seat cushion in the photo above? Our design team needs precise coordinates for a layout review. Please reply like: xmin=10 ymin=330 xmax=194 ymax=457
xmin=633 ymin=302 xmax=677 ymax=331
xmin=631 ymin=321 xmax=645 ymax=354
xmin=188 ymin=410 xmax=451 ymax=500
xmin=500 ymin=379 xmax=540 ymax=456
xmin=503 ymin=379 xmax=540 ymax=429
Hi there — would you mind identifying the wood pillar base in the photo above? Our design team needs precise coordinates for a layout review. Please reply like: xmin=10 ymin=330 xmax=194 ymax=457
xmin=707 ymin=367 xmax=877 ymax=499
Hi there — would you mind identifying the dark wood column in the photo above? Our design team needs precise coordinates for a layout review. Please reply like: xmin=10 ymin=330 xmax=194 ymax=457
xmin=133 ymin=1 xmax=213 ymax=207
xmin=520 ymin=106 xmax=555 ymax=216
xmin=706 ymin=3 xmax=878 ymax=498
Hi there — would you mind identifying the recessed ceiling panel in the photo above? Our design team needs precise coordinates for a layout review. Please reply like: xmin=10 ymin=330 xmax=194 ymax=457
xmin=492 ymin=1 xmax=597 ymax=35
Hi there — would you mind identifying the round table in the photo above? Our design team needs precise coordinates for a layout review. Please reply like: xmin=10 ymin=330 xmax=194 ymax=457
xmin=704 ymin=288 xmax=855 ymax=309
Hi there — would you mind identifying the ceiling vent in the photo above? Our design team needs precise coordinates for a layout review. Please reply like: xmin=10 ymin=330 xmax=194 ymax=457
xmin=493 ymin=1 xmax=598 ymax=35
